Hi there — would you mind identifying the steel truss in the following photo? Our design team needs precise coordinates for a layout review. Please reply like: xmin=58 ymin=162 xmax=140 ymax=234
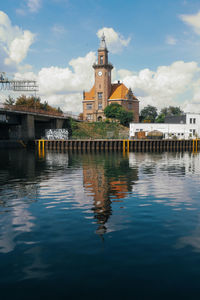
xmin=0 ymin=80 xmax=38 ymax=92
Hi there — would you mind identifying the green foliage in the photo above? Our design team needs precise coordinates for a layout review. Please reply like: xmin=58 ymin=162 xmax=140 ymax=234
xmin=140 ymin=105 xmax=158 ymax=123
xmin=155 ymin=106 xmax=184 ymax=123
xmin=104 ymin=103 xmax=122 ymax=120
xmin=14 ymin=95 xmax=62 ymax=113
xmin=155 ymin=113 xmax=165 ymax=123
xmin=70 ymin=118 xmax=78 ymax=130
xmin=161 ymin=106 xmax=183 ymax=116
xmin=118 ymin=110 xmax=133 ymax=126
xmin=70 ymin=122 xmax=129 ymax=139
xmin=4 ymin=95 xmax=15 ymax=105
xmin=104 ymin=103 xmax=133 ymax=127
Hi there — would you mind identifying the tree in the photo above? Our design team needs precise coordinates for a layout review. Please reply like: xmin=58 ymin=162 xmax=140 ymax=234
xmin=14 ymin=95 xmax=62 ymax=114
xmin=155 ymin=106 xmax=184 ymax=123
xmin=155 ymin=113 xmax=165 ymax=123
xmin=104 ymin=103 xmax=123 ymax=120
xmin=118 ymin=110 xmax=133 ymax=126
xmin=161 ymin=106 xmax=183 ymax=116
xmin=140 ymin=105 xmax=158 ymax=123
xmin=4 ymin=95 xmax=15 ymax=105
xmin=104 ymin=103 xmax=133 ymax=126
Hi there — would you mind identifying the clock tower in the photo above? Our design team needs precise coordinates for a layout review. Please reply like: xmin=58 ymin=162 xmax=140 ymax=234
xmin=83 ymin=34 xmax=139 ymax=122
xmin=92 ymin=33 xmax=113 ymax=121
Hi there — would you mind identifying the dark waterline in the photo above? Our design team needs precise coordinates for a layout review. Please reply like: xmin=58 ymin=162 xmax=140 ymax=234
xmin=0 ymin=149 xmax=200 ymax=299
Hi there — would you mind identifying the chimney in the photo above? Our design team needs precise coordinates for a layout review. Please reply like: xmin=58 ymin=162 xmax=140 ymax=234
xmin=118 ymin=80 xmax=120 ymax=84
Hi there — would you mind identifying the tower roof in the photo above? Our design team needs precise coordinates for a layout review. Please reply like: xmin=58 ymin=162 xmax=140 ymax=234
xmin=99 ymin=33 xmax=107 ymax=50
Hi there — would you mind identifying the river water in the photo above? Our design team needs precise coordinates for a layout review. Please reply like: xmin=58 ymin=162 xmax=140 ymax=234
xmin=0 ymin=149 xmax=200 ymax=299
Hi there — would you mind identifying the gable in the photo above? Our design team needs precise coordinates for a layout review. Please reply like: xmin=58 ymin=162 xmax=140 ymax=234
xmin=109 ymin=83 xmax=137 ymax=100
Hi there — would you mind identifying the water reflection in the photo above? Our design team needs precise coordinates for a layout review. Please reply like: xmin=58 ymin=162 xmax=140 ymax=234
xmin=1 ymin=149 xmax=200 ymax=289
xmin=81 ymin=153 xmax=138 ymax=235
xmin=129 ymin=152 xmax=200 ymax=209
xmin=0 ymin=150 xmax=200 ymax=251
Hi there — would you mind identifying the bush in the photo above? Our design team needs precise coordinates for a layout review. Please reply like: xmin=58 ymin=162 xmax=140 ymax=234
xmin=104 ymin=103 xmax=133 ymax=127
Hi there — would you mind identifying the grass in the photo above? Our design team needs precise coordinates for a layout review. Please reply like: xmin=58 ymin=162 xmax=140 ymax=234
xmin=70 ymin=120 xmax=129 ymax=139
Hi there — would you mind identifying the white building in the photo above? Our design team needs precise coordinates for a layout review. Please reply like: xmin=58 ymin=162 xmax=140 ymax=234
xmin=130 ymin=113 xmax=200 ymax=139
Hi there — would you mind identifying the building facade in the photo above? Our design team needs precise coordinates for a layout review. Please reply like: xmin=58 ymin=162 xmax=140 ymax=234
xmin=83 ymin=34 xmax=139 ymax=122
xmin=130 ymin=113 xmax=200 ymax=139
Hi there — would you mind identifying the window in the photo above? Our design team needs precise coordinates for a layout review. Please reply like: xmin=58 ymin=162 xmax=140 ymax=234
xmin=128 ymin=102 xmax=133 ymax=109
xmin=98 ymin=92 xmax=103 ymax=100
xmin=193 ymin=118 xmax=196 ymax=124
xmin=86 ymin=104 xmax=92 ymax=110
xmin=100 ymin=56 xmax=103 ymax=64
xmin=193 ymin=129 xmax=196 ymax=135
xmin=98 ymin=102 xmax=102 ymax=110
xmin=87 ymin=114 xmax=93 ymax=120
xmin=190 ymin=118 xmax=192 ymax=124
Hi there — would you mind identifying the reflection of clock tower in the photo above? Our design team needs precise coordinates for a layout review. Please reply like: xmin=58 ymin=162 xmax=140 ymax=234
xmin=92 ymin=34 xmax=113 ymax=121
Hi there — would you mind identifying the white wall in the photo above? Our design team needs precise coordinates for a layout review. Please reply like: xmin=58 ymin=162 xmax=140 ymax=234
xmin=130 ymin=113 xmax=200 ymax=139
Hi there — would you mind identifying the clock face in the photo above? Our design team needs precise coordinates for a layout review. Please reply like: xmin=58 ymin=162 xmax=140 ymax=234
xmin=98 ymin=71 xmax=102 ymax=77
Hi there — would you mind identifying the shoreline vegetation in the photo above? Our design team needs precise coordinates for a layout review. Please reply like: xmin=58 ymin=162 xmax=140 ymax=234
xmin=70 ymin=119 xmax=129 ymax=139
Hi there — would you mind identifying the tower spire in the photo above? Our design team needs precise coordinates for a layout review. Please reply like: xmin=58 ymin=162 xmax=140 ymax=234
xmin=99 ymin=32 xmax=107 ymax=50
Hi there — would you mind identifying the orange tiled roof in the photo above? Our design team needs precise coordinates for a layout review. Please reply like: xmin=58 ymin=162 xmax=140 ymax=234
xmin=84 ymin=83 xmax=138 ymax=101
xmin=109 ymin=83 xmax=137 ymax=100
xmin=84 ymin=85 xmax=95 ymax=100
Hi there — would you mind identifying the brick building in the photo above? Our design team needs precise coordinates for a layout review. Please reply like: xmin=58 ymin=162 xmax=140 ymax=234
xmin=82 ymin=34 xmax=139 ymax=122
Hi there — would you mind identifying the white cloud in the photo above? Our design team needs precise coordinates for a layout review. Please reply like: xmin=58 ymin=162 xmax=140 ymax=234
xmin=38 ymin=51 xmax=95 ymax=94
xmin=5 ymin=31 xmax=34 ymax=65
xmin=166 ymin=35 xmax=177 ymax=45
xmin=27 ymin=0 xmax=41 ymax=13
xmin=43 ymin=93 xmax=83 ymax=113
xmin=2 ymin=12 xmax=199 ymax=114
xmin=14 ymin=51 xmax=96 ymax=113
xmin=0 ymin=11 xmax=35 ymax=68
xmin=16 ymin=8 xmax=26 ymax=16
xmin=51 ymin=24 xmax=66 ymax=36
xmin=180 ymin=11 xmax=200 ymax=35
xmin=97 ymin=27 xmax=131 ymax=53
xmin=14 ymin=57 xmax=200 ymax=114
xmin=16 ymin=0 xmax=41 ymax=15
xmin=117 ymin=61 xmax=200 ymax=111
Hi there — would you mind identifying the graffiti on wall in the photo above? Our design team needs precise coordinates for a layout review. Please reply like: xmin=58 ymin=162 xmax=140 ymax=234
xmin=45 ymin=129 xmax=69 ymax=140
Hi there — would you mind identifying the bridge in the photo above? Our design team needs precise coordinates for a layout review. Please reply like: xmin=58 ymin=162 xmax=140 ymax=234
xmin=0 ymin=104 xmax=79 ymax=141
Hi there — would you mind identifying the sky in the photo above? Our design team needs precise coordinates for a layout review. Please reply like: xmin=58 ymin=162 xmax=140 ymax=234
xmin=1 ymin=0 xmax=200 ymax=114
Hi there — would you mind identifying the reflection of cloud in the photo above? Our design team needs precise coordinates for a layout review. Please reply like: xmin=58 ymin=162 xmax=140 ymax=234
xmin=176 ymin=215 xmax=200 ymax=253
xmin=22 ymin=246 xmax=49 ymax=280
xmin=0 ymin=203 xmax=35 ymax=254
xmin=129 ymin=152 xmax=200 ymax=209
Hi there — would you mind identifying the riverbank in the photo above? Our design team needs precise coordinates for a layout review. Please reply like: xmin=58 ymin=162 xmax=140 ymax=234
xmin=70 ymin=120 xmax=129 ymax=139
